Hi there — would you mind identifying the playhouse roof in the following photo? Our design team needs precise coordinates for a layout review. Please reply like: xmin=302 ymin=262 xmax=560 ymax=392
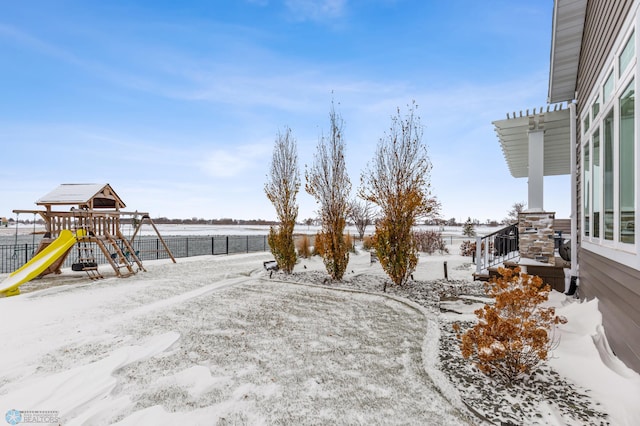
xmin=36 ymin=184 xmax=126 ymax=209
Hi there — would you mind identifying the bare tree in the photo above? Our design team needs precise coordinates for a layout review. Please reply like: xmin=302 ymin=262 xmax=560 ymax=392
xmin=360 ymin=102 xmax=433 ymax=289
xmin=306 ymin=102 xmax=351 ymax=280
xmin=265 ymin=127 xmax=300 ymax=274
xmin=424 ymin=196 xmax=442 ymax=224
xmin=349 ymin=199 xmax=372 ymax=240
xmin=503 ymin=201 xmax=526 ymax=224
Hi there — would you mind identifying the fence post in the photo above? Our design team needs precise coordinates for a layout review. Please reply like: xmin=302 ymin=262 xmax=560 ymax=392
xmin=475 ymin=236 xmax=482 ymax=275
xmin=246 ymin=235 xmax=249 ymax=253
xmin=212 ymin=237 xmax=215 ymax=255
xmin=156 ymin=239 xmax=160 ymax=260
xmin=186 ymin=237 xmax=189 ymax=258
xmin=226 ymin=236 xmax=229 ymax=255
xmin=25 ymin=244 xmax=28 ymax=264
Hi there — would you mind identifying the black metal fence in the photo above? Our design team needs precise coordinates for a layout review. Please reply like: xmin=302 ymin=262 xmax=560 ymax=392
xmin=0 ymin=235 xmax=270 ymax=274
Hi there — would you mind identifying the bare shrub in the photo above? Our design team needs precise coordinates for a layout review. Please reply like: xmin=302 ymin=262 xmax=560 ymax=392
xmin=349 ymin=199 xmax=372 ymax=240
xmin=413 ymin=230 xmax=449 ymax=254
xmin=459 ymin=240 xmax=475 ymax=257
xmin=453 ymin=267 xmax=567 ymax=383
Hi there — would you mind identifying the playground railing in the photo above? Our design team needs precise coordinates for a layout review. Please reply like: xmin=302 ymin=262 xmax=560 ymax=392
xmin=0 ymin=235 xmax=270 ymax=274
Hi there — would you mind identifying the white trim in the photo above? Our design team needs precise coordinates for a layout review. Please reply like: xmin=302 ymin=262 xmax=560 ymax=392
xmin=548 ymin=0 xmax=588 ymax=103
xmin=528 ymin=130 xmax=545 ymax=210
xmin=570 ymin=102 xmax=578 ymax=276
xmin=581 ymin=240 xmax=640 ymax=270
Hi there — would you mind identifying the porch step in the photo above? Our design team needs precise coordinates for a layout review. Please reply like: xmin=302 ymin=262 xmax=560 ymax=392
xmin=473 ymin=262 xmax=519 ymax=282
xmin=473 ymin=272 xmax=490 ymax=282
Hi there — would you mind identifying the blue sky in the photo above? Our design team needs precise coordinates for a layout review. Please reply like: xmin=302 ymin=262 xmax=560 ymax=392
xmin=0 ymin=0 xmax=569 ymax=222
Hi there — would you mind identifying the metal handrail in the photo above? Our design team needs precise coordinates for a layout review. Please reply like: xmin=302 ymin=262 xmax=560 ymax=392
xmin=475 ymin=223 xmax=519 ymax=275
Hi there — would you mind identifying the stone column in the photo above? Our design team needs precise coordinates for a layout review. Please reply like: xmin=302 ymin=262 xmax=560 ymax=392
xmin=518 ymin=211 xmax=556 ymax=266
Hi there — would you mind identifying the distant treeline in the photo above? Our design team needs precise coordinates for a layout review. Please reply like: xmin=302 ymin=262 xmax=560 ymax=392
xmin=5 ymin=216 xmax=503 ymax=227
xmin=147 ymin=218 xmax=280 ymax=225
xmin=3 ymin=217 xmax=278 ymax=226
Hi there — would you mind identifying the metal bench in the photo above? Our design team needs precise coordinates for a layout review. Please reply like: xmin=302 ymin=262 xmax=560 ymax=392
xmin=263 ymin=260 xmax=279 ymax=278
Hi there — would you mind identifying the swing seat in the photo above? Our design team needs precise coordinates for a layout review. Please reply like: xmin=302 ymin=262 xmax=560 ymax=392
xmin=72 ymin=262 xmax=98 ymax=271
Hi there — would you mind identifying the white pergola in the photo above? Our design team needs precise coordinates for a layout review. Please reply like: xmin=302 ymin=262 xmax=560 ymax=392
xmin=488 ymin=0 xmax=585 ymax=280
xmin=492 ymin=106 xmax=571 ymax=211
xmin=493 ymin=0 xmax=585 ymax=212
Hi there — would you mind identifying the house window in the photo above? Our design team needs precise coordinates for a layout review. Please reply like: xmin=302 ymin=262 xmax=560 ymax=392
xmin=583 ymin=115 xmax=590 ymax=133
xmin=620 ymin=31 xmax=635 ymax=77
xmin=592 ymin=95 xmax=601 ymax=118
xmin=593 ymin=128 xmax=601 ymax=238
xmin=582 ymin=24 xmax=636 ymax=252
xmin=620 ymin=80 xmax=635 ymax=243
xmin=604 ymin=109 xmax=614 ymax=241
xmin=604 ymin=71 xmax=615 ymax=102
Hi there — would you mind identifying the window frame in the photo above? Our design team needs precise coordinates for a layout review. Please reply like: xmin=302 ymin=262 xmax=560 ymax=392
xmin=580 ymin=22 xmax=637 ymax=260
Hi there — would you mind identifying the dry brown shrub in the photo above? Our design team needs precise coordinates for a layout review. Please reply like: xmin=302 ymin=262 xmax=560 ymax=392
xmin=267 ymin=223 xmax=296 ymax=274
xmin=344 ymin=232 xmax=356 ymax=253
xmin=362 ymin=235 xmax=375 ymax=251
xmin=296 ymin=234 xmax=312 ymax=258
xmin=373 ymin=215 xmax=418 ymax=289
xmin=454 ymin=267 xmax=567 ymax=383
xmin=313 ymin=232 xmax=325 ymax=257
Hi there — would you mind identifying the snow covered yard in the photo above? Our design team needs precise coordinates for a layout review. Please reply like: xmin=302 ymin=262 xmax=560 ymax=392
xmin=0 ymin=246 xmax=639 ymax=425
xmin=0 ymin=252 xmax=470 ymax=425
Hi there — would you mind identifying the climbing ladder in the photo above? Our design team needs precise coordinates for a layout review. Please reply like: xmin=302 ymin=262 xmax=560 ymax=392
xmin=91 ymin=229 xmax=144 ymax=278
xmin=74 ymin=237 xmax=103 ymax=280
xmin=72 ymin=210 xmax=104 ymax=280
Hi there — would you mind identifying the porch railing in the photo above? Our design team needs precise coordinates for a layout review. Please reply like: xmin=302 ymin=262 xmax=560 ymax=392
xmin=475 ymin=223 xmax=519 ymax=275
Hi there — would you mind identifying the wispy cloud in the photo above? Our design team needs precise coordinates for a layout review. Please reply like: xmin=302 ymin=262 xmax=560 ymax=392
xmin=0 ymin=1 xmax=561 ymax=220
xmin=0 ymin=23 xmax=82 ymax=65
xmin=199 ymin=144 xmax=271 ymax=178
xmin=284 ymin=0 xmax=347 ymax=22
xmin=245 ymin=0 xmax=270 ymax=6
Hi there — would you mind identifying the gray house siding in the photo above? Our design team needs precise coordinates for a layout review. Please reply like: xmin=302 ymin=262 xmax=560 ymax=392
xmin=575 ymin=0 xmax=640 ymax=373
xmin=576 ymin=0 xmax=634 ymax=109
xmin=579 ymin=249 xmax=640 ymax=373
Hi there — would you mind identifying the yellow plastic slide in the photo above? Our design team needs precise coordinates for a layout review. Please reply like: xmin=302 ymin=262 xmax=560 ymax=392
xmin=0 ymin=229 xmax=85 ymax=297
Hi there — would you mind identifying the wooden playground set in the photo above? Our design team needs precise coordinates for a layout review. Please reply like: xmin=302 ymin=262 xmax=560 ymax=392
xmin=1 ymin=183 xmax=175 ymax=296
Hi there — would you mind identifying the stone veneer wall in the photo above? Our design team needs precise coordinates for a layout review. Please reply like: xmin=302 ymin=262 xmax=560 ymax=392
xmin=518 ymin=212 xmax=555 ymax=266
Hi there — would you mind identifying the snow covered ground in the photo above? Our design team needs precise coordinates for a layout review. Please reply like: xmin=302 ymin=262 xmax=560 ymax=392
xmin=0 ymin=242 xmax=639 ymax=425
